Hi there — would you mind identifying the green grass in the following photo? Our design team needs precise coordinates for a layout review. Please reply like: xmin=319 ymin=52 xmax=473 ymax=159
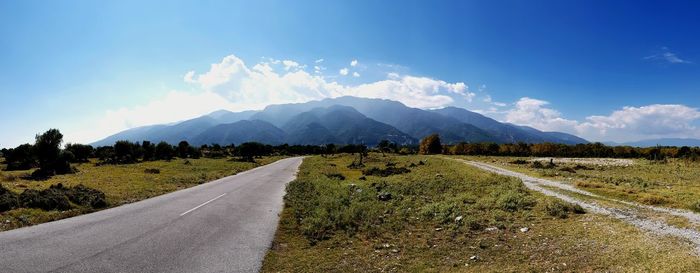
xmin=0 ymin=156 xmax=285 ymax=231
xmin=262 ymin=154 xmax=700 ymax=272
xmin=460 ymin=155 xmax=700 ymax=212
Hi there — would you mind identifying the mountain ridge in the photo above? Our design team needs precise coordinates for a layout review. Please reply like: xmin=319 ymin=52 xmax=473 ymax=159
xmin=91 ymin=96 xmax=588 ymax=146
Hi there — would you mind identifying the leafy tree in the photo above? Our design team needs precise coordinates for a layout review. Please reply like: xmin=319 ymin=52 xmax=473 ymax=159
xmin=142 ymin=141 xmax=156 ymax=161
xmin=114 ymin=140 xmax=137 ymax=163
xmin=419 ymin=134 xmax=442 ymax=155
xmin=34 ymin=129 xmax=73 ymax=176
xmin=3 ymin=144 xmax=36 ymax=170
xmin=177 ymin=141 xmax=191 ymax=158
xmin=64 ymin=143 xmax=94 ymax=163
xmin=236 ymin=142 xmax=267 ymax=162
xmin=155 ymin=141 xmax=175 ymax=160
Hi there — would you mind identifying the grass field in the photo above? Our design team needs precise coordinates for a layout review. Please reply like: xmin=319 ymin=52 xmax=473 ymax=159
xmin=0 ymin=156 xmax=285 ymax=231
xmin=262 ymin=154 xmax=700 ymax=272
xmin=461 ymin=156 xmax=700 ymax=212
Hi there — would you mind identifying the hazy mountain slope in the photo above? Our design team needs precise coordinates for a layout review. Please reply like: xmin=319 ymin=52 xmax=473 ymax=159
xmin=190 ymin=120 xmax=286 ymax=146
xmin=255 ymin=97 xmax=493 ymax=143
xmin=207 ymin=110 xmax=258 ymax=124
xmin=282 ymin=105 xmax=416 ymax=146
xmin=611 ymin=138 xmax=700 ymax=147
xmin=431 ymin=107 xmax=588 ymax=144
xmin=91 ymin=124 xmax=168 ymax=146
xmin=93 ymin=96 xmax=589 ymax=146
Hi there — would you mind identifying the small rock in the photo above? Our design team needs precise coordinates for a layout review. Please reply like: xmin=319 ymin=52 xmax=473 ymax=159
xmin=520 ymin=227 xmax=530 ymax=233
xmin=485 ymin=227 xmax=498 ymax=232
xmin=470 ymin=255 xmax=478 ymax=260
xmin=455 ymin=216 xmax=463 ymax=222
xmin=382 ymin=243 xmax=391 ymax=248
xmin=435 ymin=227 xmax=443 ymax=231
xmin=391 ymin=249 xmax=399 ymax=253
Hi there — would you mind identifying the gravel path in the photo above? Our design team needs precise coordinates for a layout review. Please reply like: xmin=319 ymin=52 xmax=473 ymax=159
xmin=452 ymin=158 xmax=700 ymax=254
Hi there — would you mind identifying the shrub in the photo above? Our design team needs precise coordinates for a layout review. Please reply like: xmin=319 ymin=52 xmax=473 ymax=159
xmin=495 ymin=189 xmax=536 ymax=212
xmin=0 ymin=184 xmax=19 ymax=212
xmin=545 ymin=199 xmax=585 ymax=218
xmin=325 ymin=173 xmax=345 ymax=180
xmin=573 ymin=164 xmax=594 ymax=170
xmin=60 ymin=184 xmax=107 ymax=208
xmin=19 ymin=188 xmax=72 ymax=211
xmin=560 ymin=167 xmax=576 ymax=173
xmin=509 ymin=159 xmax=529 ymax=165
xmin=362 ymin=167 xmax=410 ymax=177
xmin=144 ymin=168 xmax=161 ymax=174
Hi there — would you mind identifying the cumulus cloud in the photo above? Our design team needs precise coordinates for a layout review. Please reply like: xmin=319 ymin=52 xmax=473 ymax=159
xmin=352 ymin=72 xmax=360 ymax=77
xmin=182 ymin=54 xmax=485 ymax=111
xmin=282 ymin=60 xmax=300 ymax=70
xmin=505 ymin=97 xmax=579 ymax=132
xmin=339 ymin=68 xmax=349 ymax=76
xmin=503 ymin=97 xmax=700 ymax=142
xmin=350 ymin=59 xmax=358 ymax=67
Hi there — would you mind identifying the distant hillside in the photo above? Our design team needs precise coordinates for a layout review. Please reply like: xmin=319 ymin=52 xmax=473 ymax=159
xmin=281 ymin=105 xmax=416 ymax=146
xmin=609 ymin=138 xmax=700 ymax=148
xmin=431 ymin=107 xmax=587 ymax=144
xmin=190 ymin=120 xmax=286 ymax=146
xmin=92 ymin=96 xmax=589 ymax=146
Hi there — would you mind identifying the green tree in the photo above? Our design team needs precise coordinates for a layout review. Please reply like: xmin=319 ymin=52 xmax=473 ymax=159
xmin=419 ymin=134 xmax=442 ymax=155
xmin=34 ymin=129 xmax=73 ymax=176
xmin=177 ymin=141 xmax=191 ymax=158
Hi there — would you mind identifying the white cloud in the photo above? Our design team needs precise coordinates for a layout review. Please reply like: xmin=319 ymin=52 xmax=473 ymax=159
xmin=645 ymin=47 xmax=692 ymax=64
xmin=179 ymin=54 xmax=477 ymax=110
xmin=315 ymin=58 xmax=324 ymax=63
xmin=505 ymin=97 xmax=579 ymax=133
xmin=282 ymin=60 xmax=300 ymax=70
xmin=352 ymin=72 xmax=360 ymax=77
xmin=65 ymin=91 xmax=238 ymax=144
xmin=503 ymin=97 xmax=700 ymax=142
xmin=350 ymin=59 xmax=358 ymax=67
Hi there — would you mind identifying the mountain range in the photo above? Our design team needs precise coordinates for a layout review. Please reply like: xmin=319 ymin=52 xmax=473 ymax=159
xmin=605 ymin=138 xmax=700 ymax=148
xmin=92 ymin=96 xmax=588 ymax=147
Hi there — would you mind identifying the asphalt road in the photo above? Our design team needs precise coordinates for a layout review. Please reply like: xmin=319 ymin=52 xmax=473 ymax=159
xmin=0 ymin=157 xmax=304 ymax=273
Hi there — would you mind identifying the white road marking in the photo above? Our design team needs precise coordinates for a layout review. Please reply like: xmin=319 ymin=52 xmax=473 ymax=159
xmin=179 ymin=193 xmax=227 ymax=216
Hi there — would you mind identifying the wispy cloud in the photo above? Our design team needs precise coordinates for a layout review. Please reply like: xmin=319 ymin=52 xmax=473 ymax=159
xmin=644 ymin=47 xmax=692 ymax=64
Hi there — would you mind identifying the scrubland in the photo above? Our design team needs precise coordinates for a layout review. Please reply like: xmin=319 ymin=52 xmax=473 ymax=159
xmin=262 ymin=154 xmax=700 ymax=272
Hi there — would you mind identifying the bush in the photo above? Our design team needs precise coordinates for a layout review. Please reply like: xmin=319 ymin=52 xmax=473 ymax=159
xmin=495 ymin=189 xmax=536 ymax=212
xmin=509 ymin=159 xmax=529 ymax=165
xmin=61 ymin=184 xmax=107 ymax=209
xmin=0 ymin=184 xmax=19 ymax=212
xmin=144 ymin=168 xmax=161 ymax=174
xmin=545 ymin=199 xmax=585 ymax=218
xmin=560 ymin=167 xmax=576 ymax=173
xmin=325 ymin=173 xmax=345 ymax=180
xmin=19 ymin=188 xmax=72 ymax=211
xmin=362 ymin=167 xmax=410 ymax=177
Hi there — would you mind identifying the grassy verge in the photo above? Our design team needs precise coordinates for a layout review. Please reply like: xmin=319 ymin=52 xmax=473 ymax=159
xmin=460 ymin=156 xmax=700 ymax=212
xmin=0 ymin=156 xmax=285 ymax=231
xmin=262 ymin=154 xmax=700 ymax=272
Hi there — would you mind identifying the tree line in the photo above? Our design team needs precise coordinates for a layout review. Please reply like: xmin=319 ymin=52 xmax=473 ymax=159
xmin=417 ymin=134 xmax=700 ymax=160
xmin=1 ymin=129 xmax=397 ymax=175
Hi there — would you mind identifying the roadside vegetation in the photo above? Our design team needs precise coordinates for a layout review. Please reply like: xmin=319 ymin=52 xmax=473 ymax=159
xmin=463 ymin=155 xmax=700 ymax=213
xmin=262 ymin=153 xmax=700 ymax=272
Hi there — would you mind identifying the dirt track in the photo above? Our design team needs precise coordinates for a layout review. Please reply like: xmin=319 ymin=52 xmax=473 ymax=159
xmin=451 ymin=158 xmax=700 ymax=254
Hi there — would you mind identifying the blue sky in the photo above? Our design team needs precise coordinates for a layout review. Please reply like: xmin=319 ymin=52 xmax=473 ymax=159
xmin=2 ymin=0 xmax=700 ymax=147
